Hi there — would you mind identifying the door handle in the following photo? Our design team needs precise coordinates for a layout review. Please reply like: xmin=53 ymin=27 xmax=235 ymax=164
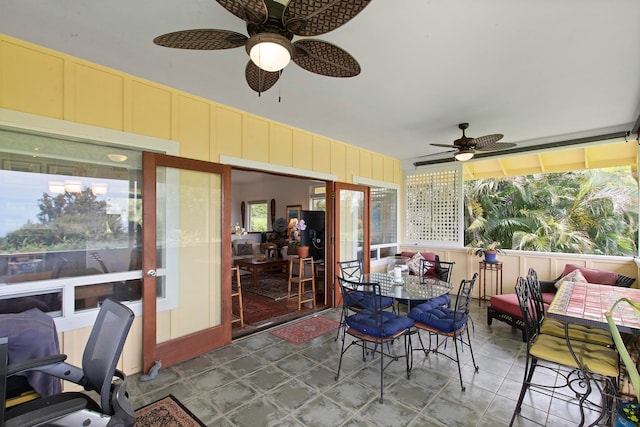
xmin=146 ymin=269 xmax=157 ymax=277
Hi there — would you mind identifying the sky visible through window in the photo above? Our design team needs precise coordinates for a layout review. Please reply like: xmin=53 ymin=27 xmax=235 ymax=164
xmin=0 ymin=170 xmax=130 ymax=238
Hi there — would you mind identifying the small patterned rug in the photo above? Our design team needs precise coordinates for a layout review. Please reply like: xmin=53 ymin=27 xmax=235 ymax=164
xmin=270 ymin=315 xmax=340 ymax=345
xmin=241 ymin=273 xmax=295 ymax=301
xmin=233 ymin=291 xmax=297 ymax=325
xmin=135 ymin=395 xmax=205 ymax=427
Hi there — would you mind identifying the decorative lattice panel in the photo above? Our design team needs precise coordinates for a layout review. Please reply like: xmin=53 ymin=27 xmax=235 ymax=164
xmin=406 ymin=169 xmax=460 ymax=243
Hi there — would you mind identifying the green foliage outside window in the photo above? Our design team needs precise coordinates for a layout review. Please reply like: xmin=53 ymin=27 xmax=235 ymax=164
xmin=249 ymin=202 xmax=267 ymax=232
xmin=0 ymin=188 xmax=126 ymax=253
xmin=464 ymin=168 xmax=638 ymax=256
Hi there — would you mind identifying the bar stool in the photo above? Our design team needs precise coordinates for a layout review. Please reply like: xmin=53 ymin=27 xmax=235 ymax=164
xmin=288 ymin=257 xmax=316 ymax=311
xmin=231 ymin=266 xmax=244 ymax=327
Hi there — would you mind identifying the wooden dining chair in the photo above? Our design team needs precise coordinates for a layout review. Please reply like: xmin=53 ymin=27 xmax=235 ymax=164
xmin=287 ymin=257 xmax=316 ymax=311
xmin=231 ymin=266 xmax=244 ymax=327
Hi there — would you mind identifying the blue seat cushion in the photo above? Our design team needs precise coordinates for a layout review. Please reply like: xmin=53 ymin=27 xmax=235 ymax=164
xmin=346 ymin=311 xmax=414 ymax=338
xmin=408 ymin=303 xmax=467 ymax=333
xmin=397 ymin=294 xmax=450 ymax=308
xmin=345 ymin=291 xmax=393 ymax=310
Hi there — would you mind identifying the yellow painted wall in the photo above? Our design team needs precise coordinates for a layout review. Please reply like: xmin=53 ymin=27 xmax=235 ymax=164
xmin=0 ymin=34 xmax=402 ymax=375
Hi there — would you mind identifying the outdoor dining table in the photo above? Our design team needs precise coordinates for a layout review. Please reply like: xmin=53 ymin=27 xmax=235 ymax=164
xmin=548 ymin=280 xmax=640 ymax=333
xmin=359 ymin=272 xmax=453 ymax=307
xmin=546 ymin=280 xmax=640 ymax=425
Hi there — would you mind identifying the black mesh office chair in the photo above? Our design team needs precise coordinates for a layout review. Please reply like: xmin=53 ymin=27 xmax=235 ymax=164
xmin=2 ymin=298 xmax=136 ymax=426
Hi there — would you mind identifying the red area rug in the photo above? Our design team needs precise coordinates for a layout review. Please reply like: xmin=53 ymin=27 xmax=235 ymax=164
xmin=233 ymin=290 xmax=296 ymax=325
xmin=270 ymin=315 xmax=340 ymax=345
xmin=135 ymin=394 xmax=205 ymax=426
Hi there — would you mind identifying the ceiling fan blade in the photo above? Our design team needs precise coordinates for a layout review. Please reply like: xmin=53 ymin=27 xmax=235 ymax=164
xmin=472 ymin=133 xmax=504 ymax=149
xmin=475 ymin=142 xmax=517 ymax=152
xmin=292 ymin=39 xmax=360 ymax=77
xmin=283 ymin=0 xmax=372 ymax=36
xmin=216 ymin=0 xmax=269 ymax=25
xmin=153 ymin=29 xmax=247 ymax=50
xmin=430 ymin=143 xmax=459 ymax=148
xmin=245 ymin=61 xmax=280 ymax=92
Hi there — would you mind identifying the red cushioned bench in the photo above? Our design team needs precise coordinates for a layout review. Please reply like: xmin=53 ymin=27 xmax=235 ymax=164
xmin=487 ymin=264 xmax=635 ymax=341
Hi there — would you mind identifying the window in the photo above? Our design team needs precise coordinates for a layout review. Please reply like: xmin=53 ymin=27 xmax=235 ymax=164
xmin=248 ymin=200 xmax=268 ymax=231
xmin=309 ymin=185 xmax=326 ymax=211
xmin=354 ymin=177 xmax=400 ymax=262
xmin=464 ymin=168 xmax=638 ymax=256
xmin=0 ymin=128 xmax=143 ymax=318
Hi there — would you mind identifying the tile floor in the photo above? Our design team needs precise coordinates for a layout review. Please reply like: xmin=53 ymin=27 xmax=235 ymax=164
xmin=127 ymin=300 xmax=613 ymax=426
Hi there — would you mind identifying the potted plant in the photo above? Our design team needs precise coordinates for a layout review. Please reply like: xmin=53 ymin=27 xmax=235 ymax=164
xmin=469 ymin=241 xmax=503 ymax=263
xmin=606 ymin=298 xmax=640 ymax=426
xmin=289 ymin=219 xmax=309 ymax=257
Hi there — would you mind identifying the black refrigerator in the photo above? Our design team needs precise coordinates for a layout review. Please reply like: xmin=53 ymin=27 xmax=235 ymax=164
xmin=300 ymin=210 xmax=325 ymax=261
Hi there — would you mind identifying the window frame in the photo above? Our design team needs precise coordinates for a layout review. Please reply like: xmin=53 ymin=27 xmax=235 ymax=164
xmin=0 ymin=108 xmax=177 ymax=331
xmin=354 ymin=177 xmax=400 ymax=267
xmin=247 ymin=200 xmax=268 ymax=232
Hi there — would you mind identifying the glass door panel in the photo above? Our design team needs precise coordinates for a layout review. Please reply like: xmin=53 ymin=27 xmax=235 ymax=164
xmin=142 ymin=152 xmax=231 ymax=372
xmin=333 ymin=183 xmax=369 ymax=305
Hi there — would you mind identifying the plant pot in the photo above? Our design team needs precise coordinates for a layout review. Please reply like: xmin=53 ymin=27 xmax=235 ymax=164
xmin=616 ymin=402 xmax=640 ymax=427
xmin=484 ymin=250 xmax=498 ymax=263
xmin=296 ymin=246 xmax=310 ymax=258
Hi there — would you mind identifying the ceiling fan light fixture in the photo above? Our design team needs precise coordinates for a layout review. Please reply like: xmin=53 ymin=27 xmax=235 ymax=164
xmin=454 ymin=150 xmax=474 ymax=162
xmin=246 ymin=33 xmax=293 ymax=72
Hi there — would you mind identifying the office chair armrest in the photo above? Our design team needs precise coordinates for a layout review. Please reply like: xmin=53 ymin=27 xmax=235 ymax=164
xmin=7 ymin=354 xmax=67 ymax=376
xmin=9 ymin=356 xmax=85 ymax=385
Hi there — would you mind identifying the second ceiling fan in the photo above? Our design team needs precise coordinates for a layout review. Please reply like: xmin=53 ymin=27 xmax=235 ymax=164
xmin=428 ymin=123 xmax=516 ymax=161
xmin=153 ymin=0 xmax=371 ymax=93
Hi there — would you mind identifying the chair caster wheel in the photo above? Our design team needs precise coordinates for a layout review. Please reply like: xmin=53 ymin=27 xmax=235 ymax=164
xmin=461 ymin=386 xmax=466 ymax=392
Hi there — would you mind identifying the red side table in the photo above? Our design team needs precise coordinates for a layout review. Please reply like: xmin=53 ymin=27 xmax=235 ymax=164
xmin=478 ymin=261 xmax=503 ymax=306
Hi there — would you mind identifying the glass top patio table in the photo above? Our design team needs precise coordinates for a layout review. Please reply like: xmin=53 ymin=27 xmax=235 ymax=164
xmin=547 ymin=280 xmax=640 ymax=334
xmin=359 ymin=272 xmax=453 ymax=302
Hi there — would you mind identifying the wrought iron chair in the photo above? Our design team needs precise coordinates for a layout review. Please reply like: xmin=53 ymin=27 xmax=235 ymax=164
xmin=337 ymin=259 xmax=363 ymax=281
xmin=334 ymin=259 xmax=394 ymax=340
xmin=335 ymin=277 xmax=414 ymax=403
xmin=527 ymin=268 xmax=612 ymax=346
xmin=397 ymin=257 xmax=453 ymax=312
xmin=2 ymin=298 xmax=136 ymax=426
xmin=509 ymin=277 xmax=618 ymax=426
xmin=408 ymin=273 xmax=479 ymax=391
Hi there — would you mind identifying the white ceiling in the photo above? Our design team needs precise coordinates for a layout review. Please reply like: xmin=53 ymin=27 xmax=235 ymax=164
xmin=3 ymin=1 xmax=640 ymax=169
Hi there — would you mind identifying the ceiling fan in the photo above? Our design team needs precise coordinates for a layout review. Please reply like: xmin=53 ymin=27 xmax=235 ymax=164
xmin=153 ymin=0 xmax=371 ymax=93
xmin=427 ymin=123 xmax=516 ymax=161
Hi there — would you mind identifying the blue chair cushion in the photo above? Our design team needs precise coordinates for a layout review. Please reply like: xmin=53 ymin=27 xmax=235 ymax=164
xmin=345 ymin=291 xmax=393 ymax=310
xmin=397 ymin=294 xmax=450 ymax=308
xmin=408 ymin=303 xmax=467 ymax=333
xmin=346 ymin=311 xmax=414 ymax=338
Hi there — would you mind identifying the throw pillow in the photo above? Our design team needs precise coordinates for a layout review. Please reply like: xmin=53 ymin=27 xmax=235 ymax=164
xmin=554 ymin=268 xmax=588 ymax=289
xmin=561 ymin=263 xmax=618 ymax=286
xmin=406 ymin=252 xmax=425 ymax=275
xmin=232 ymin=239 xmax=251 ymax=255
xmin=237 ymin=243 xmax=254 ymax=256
